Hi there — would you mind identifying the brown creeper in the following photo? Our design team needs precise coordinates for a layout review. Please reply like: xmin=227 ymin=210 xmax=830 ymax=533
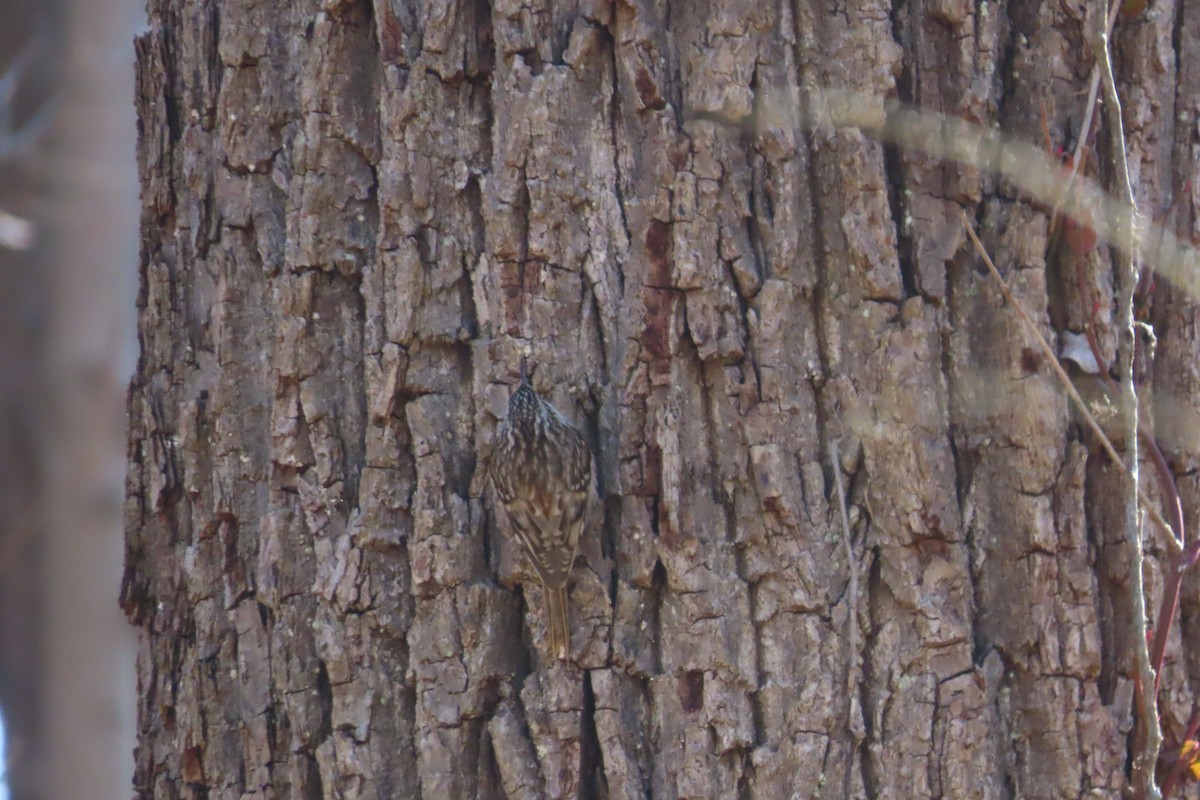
xmin=490 ymin=357 xmax=592 ymax=659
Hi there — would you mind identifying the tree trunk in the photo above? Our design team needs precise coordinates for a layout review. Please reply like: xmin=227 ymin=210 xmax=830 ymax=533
xmin=0 ymin=5 xmax=139 ymax=799
xmin=126 ymin=1 xmax=1200 ymax=798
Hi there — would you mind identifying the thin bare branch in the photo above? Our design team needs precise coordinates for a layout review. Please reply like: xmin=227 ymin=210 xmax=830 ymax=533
xmin=829 ymin=439 xmax=863 ymax=800
xmin=958 ymin=211 xmax=1176 ymax=547
xmin=1067 ymin=0 xmax=1123 ymax=181
xmin=1090 ymin=7 xmax=1160 ymax=798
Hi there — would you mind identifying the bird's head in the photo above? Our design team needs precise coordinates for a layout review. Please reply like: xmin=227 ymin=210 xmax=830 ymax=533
xmin=506 ymin=356 xmax=542 ymax=433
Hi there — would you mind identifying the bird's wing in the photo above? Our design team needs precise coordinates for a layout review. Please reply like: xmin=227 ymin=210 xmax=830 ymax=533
xmin=557 ymin=425 xmax=592 ymax=494
xmin=502 ymin=488 xmax=588 ymax=588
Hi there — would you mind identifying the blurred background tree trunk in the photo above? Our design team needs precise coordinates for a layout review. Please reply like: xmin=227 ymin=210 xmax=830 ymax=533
xmin=126 ymin=1 xmax=1200 ymax=798
xmin=0 ymin=1 xmax=140 ymax=799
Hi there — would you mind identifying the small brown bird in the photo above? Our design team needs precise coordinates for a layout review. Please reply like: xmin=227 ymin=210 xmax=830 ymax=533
xmin=490 ymin=357 xmax=592 ymax=659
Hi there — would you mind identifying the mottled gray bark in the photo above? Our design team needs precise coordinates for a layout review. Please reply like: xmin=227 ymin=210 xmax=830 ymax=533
xmin=127 ymin=1 xmax=1200 ymax=798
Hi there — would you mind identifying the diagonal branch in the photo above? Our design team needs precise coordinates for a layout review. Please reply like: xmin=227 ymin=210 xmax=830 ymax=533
xmin=958 ymin=211 xmax=1174 ymax=544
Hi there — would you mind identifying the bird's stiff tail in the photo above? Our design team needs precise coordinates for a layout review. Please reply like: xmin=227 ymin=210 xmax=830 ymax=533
xmin=545 ymin=584 xmax=570 ymax=660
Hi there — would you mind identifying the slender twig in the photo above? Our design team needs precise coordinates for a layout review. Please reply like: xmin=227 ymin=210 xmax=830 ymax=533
xmin=1075 ymin=270 xmax=1192 ymax=706
xmin=829 ymin=440 xmax=862 ymax=800
xmin=1076 ymin=322 xmax=1184 ymax=555
xmin=1048 ymin=0 xmax=1115 ymax=246
xmin=1090 ymin=8 xmax=1160 ymax=798
xmin=1066 ymin=0 xmax=1123 ymax=187
xmin=1070 ymin=1 xmax=1190 ymax=717
xmin=958 ymin=211 xmax=1175 ymax=544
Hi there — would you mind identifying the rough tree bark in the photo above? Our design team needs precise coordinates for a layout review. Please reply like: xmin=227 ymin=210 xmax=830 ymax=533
xmin=126 ymin=1 xmax=1200 ymax=798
